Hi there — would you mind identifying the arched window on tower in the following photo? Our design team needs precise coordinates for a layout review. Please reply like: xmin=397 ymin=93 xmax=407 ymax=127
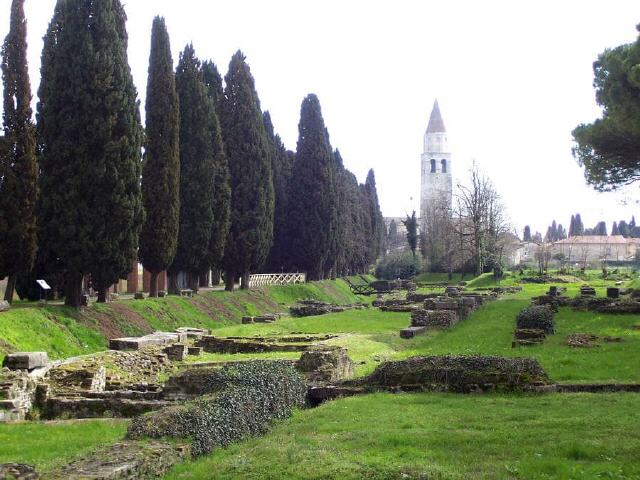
xmin=441 ymin=159 xmax=447 ymax=174
xmin=430 ymin=159 xmax=436 ymax=173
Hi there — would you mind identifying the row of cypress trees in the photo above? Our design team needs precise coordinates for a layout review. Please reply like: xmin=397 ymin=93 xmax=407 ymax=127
xmin=0 ymin=0 xmax=384 ymax=306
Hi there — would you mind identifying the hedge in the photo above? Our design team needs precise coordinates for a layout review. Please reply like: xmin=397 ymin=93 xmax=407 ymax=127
xmin=127 ymin=361 xmax=306 ymax=456
xmin=516 ymin=305 xmax=555 ymax=334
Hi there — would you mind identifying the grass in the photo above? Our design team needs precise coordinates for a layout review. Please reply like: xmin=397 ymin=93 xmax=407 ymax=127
xmin=0 ymin=279 xmax=365 ymax=362
xmin=0 ymin=419 xmax=128 ymax=473
xmin=164 ymin=392 xmax=640 ymax=480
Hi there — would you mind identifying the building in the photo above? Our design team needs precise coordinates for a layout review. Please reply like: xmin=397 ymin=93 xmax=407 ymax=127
xmin=420 ymin=99 xmax=452 ymax=230
xmin=552 ymin=235 xmax=640 ymax=265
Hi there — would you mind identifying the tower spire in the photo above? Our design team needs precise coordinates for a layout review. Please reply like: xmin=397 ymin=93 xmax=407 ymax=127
xmin=426 ymin=99 xmax=446 ymax=133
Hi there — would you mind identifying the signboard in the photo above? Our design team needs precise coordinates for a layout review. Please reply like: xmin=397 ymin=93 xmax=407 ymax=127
xmin=36 ymin=279 xmax=52 ymax=290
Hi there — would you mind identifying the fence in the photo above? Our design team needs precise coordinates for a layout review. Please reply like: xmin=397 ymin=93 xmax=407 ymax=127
xmin=248 ymin=273 xmax=306 ymax=288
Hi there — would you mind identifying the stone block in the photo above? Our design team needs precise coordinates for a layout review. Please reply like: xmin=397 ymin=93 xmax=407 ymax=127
xmin=2 ymin=352 xmax=49 ymax=370
xmin=158 ymin=290 xmax=167 ymax=298
xmin=411 ymin=309 xmax=458 ymax=329
xmin=295 ymin=347 xmax=354 ymax=382
xmin=175 ymin=327 xmax=209 ymax=339
xmin=607 ymin=287 xmax=620 ymax=299
xmin=187 ymin=347 xmax=202 ymax=356
xmin=434 ymin=300 xmax=458 ymax=310
xmin=0 ymin=300 xmax=10 ymax=313
xmin=254 ymin=314 xmax=278 ymax=323
xmin=163 ymin=344 xmax=187 ymax=362
xmin=134 ymin=292 xmax=145 ymax=300
xmin=109 ymin=332 xmax=186 ymax=351
xmin=241 ymin=316 xmax=254 ymax=324
xmin=400 ymin=326 xmax=427 ymax=339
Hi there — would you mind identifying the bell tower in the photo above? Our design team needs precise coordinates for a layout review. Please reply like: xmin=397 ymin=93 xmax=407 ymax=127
xmin=420 ymin=99 xmax=452 ymax=226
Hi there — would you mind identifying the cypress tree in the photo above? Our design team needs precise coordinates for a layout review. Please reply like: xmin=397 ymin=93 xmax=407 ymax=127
xmin=523 ymin=225 xmax=531 ymax=242
xmin=364 ymin=169 xmax=385 ymax=263
xmin=37 ymin=0 xmax=143 ymax=306
xmin=138 ymin=17 xmax=180 ymax=298
xmin=87 ymin=0 xmax=143 ymax=303
xmin=612 ymin=221 xmax=619 ymax=236
xmin=287 ymin=94 xmax=334 ymax=280
xmin=220 ymin=51 xmax=274 ymax=290
xmin=168 ymin=44 xmax=217 ymax=291
xmin=263 ymin=111 xmax=293 ymax=273
xmin=619 ymin=220 xmax=629 ymax=237
xmin=569 ymin=215 xmax=575 ymax=237
xmin=200 ymin=59 xmax=231 ymax=284
xmin=574 ymin=214 xmax=584 ymax=236
xmin=0 ymin=0 xmax=38 ymax=303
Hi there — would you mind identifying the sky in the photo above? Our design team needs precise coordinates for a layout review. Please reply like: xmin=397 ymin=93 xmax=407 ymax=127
xmin=1 ymin=0 xmax=640 ymax=238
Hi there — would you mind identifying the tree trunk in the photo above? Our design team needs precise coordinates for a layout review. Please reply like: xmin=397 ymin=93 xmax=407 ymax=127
xmin=188 ymin=272 xmax=199 ymax=293
xmin=225 ymin=271 xmax=235 ymax=291
xmin=211 ymin=269 xmax=221 ymax=286
xmin=65 ymin=272 xmax=83 ymax=308
xmin=3 ymin=275 xmax=16 ymax=304
xmin=240 ymin=271 xmax=250 ymax=290
xmin=97 ymin=287 xmax=107 ymax=303
xmin=167 ymin=272 xmax=179 ymax=295
xmin=149 ymin=271 xmax=159 ymax=298
xmin=199 ymin=271 xmax=209 ymax=288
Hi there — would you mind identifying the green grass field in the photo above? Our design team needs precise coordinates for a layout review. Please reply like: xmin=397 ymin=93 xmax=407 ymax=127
xmin=164 ymin=392 xmax=640 ymax=480
xmin=0 ymin=419 xmax=127 ymax=473
xmin=2 ymin=274 xmax=640 ymax=478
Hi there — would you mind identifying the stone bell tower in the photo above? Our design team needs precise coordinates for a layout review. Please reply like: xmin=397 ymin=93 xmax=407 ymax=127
xmin=420 ymin=99 xmax=452 ymax=226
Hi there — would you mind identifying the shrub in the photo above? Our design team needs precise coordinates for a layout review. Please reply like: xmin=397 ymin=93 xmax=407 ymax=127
xmin=352 ymin=355 xmax=550 ymax=393
xmin=516 ymin=305 xmax=555 ymax=334
xmin=375 ymin=251 xmax=420 ymax=280
xmin=127 ymin=361 xmax=306 ymax=456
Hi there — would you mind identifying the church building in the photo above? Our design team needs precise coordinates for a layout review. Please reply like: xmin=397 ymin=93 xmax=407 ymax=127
xmin=420 ymin=100 xmax=452 ymax=228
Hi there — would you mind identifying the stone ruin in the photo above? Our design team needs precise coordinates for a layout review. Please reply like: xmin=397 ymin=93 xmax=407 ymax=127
xmin=241 ymin=313 xmax=281 ymax=324
xmin=399 ymin=293 xmax=488 ymax=339
xmin=295 ymin=347 xmax=355 ymax=383
xmin=512 ymin=328 xmax=546 ymax=347
xmin=195 ymin=333 xmax=338 ymax=354
xmin=289 ymin=299 xmax=365 ymax=317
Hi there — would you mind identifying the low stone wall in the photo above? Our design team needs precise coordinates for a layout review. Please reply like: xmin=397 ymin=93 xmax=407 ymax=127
xmin=512 ymin=328 xmax=546 ymax=347
xmin=411 ymin=309 xmax=458 ymax=328
xmin=43 ymin=395 xmax=173 ymax=420
xmin=109 ymin=331 xmax=187 ymax=351
xmin=195 ymin=336 xmax=311 ymax=354
xmin=289 ymin=300 xmax=365 ymax=317
xmin=48 ymin=441 xmax=190 ymax=480
xmin=0 ymin=370 xmax=38 ymax=422
xmin=351 ymin=355 xmax=551 ymax=393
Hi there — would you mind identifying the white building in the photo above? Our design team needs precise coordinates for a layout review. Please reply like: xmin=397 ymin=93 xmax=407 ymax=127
xmin=420 ymin=99 xmax=452 ymax=229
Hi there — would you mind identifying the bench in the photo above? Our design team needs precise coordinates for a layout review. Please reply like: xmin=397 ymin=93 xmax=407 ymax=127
xmin=179 ymin=289 xmax=194 ymax=297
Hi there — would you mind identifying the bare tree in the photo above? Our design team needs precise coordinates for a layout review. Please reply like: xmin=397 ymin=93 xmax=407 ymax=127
xmin=454 ymin=165 xmax=510 ymax=276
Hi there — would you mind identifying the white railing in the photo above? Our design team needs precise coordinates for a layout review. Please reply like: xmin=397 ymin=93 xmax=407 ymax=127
xmin=249 ymin=273 xmax=306 ymax=287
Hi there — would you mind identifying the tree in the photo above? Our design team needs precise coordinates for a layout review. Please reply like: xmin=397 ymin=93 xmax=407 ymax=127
xmin=0 ymin=0 xmax=38 ymax=303
xmin=455 ymin=166 xmax=509 ymax=276
xmin=403 ymin=211 xmax=418 ymax=259
xmin=523 ymin=225 xmax=531 ymax=242
xmin=220 ymin=51 xmax=274 ymax=290
xmin=569 ymin=215 xmax=576 ymax=237
xmin=286 ymin=94 xmax=334 ymax=280
xmin=364 ymin=169 xmax=385 ymax=264
xmin=612 ymin=221 xmax=619 ymax=235
xmin=37 ymin=0 xmax=143 ymax=306
xmin=574 ymin=213 xmax=585 ymax=236
xmin=557 ymin=224 xmax=567 ymax=240
xmin=572 ymin=24 xmax=640 ymax=191
xmin=263 ymin=112 xmax=293 ymax=273
xmin=200 ymin=60 xmax=231 ymax=284
xmin=168 ymin=44 xmax=218 ymax=291
xmin=388 ymin=219 xmax=398 ymax=249
xmin=138 ymin=17 xmax=180 ymax=298
xmin=594 ymin=221 xmax=608 ymax=236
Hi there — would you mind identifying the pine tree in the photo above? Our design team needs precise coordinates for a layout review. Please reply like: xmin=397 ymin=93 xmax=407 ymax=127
xmin=612 ymin=221 xmax=619 ymax=236
xmin=168 ymin=44 xmax=218 ymax=291
xmin=557 ymin=224 xmax=567 ymax=240
xmin=287 ymin=94 xmax=334 ymax=280
xmin=619 ymin=220 xmax=629 ymax=237
xmin=37 ymin=0 xmax=143 ymax=306
xmin=0 ymin=0 xmax=38 ymax=303
xmin=138 ymin=17 xmax=180 ymax=298
xmin=523 ymin=225 xmax=531 ymax=242
xmin=202 ymin=60 xmax=224 ymax=112
xmin=403 ymin=211 xmax=418 ymax=258
xmin=388 ymin=219 xmax=398 ymax=247
xmin=263 ymin=112 xmax=293 ymax=273
xmin=551 ymin=220 xmax=558 ymax=241
xmin=220 ymin=51 xmax=274 ymax=290
xmin=595 ymin=221 xmax=607 ymax=236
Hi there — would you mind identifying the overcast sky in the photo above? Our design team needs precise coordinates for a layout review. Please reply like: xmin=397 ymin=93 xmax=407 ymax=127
xmin=2 ymin=0 xmax=640 ymax=237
